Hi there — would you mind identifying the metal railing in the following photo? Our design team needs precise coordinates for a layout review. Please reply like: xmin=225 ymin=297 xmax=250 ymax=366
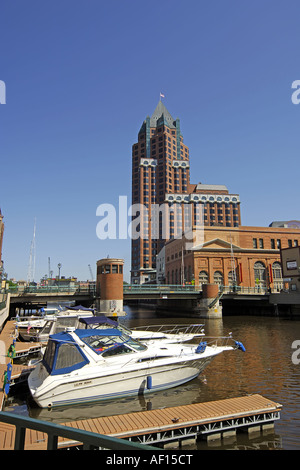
xmin=124 ymin=284 xmax=271 ymax=295
xmin=5 ymin=283 xmax=274 ymax=297
xmin=124 ymin=284 xmax=199 ymax=293
xmin=7 ymin=285 xmax=96 ymax=295
xmin=0 ymin=411 xmax=157 ymax=450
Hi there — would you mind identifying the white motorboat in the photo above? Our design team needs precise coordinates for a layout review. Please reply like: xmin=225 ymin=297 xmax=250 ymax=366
xmin=79 ymin=316 xmax=205 ymax=343
xmin=28 ymin=327 xmax=246 ymax=408
xmin=16 ymin=306 xmax=94 ymax=343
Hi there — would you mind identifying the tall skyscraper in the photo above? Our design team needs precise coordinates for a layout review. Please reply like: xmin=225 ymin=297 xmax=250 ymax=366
xmin=131 ymin=100 xmax=190 ymax=284
xmin=131 ymin=101 xmax=241 ymax=284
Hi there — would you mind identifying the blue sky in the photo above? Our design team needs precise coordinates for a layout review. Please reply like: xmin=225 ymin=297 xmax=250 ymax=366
xmin=0 ymin=0 xmax=299 ymax=282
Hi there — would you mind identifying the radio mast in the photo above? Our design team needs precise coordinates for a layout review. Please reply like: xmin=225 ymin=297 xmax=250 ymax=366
xmin=27 ymin=218 xmax=36 ymax=284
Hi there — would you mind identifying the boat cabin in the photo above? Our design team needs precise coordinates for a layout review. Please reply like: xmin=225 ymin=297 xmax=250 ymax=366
xmin=42 ymin=329 xmax=147 ymax=376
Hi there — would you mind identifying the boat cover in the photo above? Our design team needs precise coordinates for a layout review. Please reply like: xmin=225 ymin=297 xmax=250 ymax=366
xmin=67 ymin=305 xmax=94 ymax=312
xmin=79 ymin=316 xmax=118 ymax=327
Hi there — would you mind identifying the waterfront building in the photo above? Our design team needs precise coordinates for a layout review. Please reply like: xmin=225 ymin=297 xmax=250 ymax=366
xmin=131 ymin=101 xmax=241 ymax=284
xmin=164 ymin=224 xmax=300 ymax=291
xmin=281 ymin=246 xmax=300 ymax=292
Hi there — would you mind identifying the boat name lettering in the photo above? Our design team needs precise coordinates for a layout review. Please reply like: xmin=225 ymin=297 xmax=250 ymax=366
xmin=74 ymin=380 xmax=92 ymax=387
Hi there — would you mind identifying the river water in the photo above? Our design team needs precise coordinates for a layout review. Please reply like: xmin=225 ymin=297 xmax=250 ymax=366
xmin=5 ymin=305 xmax=300 ymax=450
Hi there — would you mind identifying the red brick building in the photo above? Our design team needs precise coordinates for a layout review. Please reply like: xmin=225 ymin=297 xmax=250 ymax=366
xmin=164 ymin=224 xmax=300 ymax=292
xmin=131 ymin=101 xmax=241 ymax=284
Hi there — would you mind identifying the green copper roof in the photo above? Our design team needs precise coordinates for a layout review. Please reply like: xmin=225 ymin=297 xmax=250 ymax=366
xmin=139 ymin=101 xmax=177 ymax=134
xmin=150 ymin=100 xmax=176 ymax=128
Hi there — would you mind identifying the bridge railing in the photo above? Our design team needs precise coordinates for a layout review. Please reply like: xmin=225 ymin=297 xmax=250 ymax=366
xmin=124 ymin=284 xmax=271 ymax=295
xmin=123 ymin=284 xmax=199 ymax=293
xmin=6 ymin=285 xmax=96 ymax=295
xmin=5 ymin=283 xmax=272 ymax=296
xmin=0 ymin=411 xmax=156 ymax=450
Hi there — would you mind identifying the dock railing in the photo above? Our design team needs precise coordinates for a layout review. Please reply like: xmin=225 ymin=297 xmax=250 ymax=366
xmin=0 ymin=411 xmax=156 ymax=450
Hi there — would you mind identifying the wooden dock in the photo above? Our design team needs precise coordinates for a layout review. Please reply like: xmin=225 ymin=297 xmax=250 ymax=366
xmin=0 ymin=320 xmax=40 ymax=409
xmin=0 ymin=320 xmax=282 ymax=450
xmin=0 ymin=320 xmax=42 ymax=363
xmin=0 ymin=394 xmax=282 ymax=450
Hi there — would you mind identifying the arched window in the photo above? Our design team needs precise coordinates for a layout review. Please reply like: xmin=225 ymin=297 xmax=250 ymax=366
xmin=214 ymin=271 xmax=223 ymax=286
xmin=254 ymin=261 xmax=266 ymax=288
xmin=272 ymin=262 xmax=283 ymax=292
xmin=199 ymin=270 xmax=208 ymax=288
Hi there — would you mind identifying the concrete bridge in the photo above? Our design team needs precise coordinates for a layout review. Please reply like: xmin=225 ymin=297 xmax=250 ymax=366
xmin=8 ymin=283 xmax=271 ymax=301
xmin=2 ymin=283 xmax=297 ymax=319
xmin=7 ymin=285 xmax=97 ymax=315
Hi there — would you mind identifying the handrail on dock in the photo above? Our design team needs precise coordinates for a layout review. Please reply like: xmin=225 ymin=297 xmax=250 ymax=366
xmin=0 ymin=411 xmax=156 ymax=450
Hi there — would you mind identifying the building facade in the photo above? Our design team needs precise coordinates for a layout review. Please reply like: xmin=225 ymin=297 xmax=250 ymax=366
xmin=164 ymin=224 xmax=300 ymax=292
xmin=131 ymin=101 xmax=241 ymax=284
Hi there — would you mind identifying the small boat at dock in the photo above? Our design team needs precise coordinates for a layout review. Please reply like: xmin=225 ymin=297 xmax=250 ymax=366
xmin=80 ymin=316 xmax=205 ymax=343
xmin=28 ymin=327 xmax=246 ymax=408
xmin=16 ymin=306 xmax=94 ymax=343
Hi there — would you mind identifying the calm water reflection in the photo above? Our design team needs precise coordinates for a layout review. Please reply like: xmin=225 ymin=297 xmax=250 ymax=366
xmin=6 ymin=305 xmax=300 ymax=450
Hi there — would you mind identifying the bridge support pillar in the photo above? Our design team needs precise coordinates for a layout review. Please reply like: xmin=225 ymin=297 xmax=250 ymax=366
xmin=198 ymin=284 xmax=222 ymax=318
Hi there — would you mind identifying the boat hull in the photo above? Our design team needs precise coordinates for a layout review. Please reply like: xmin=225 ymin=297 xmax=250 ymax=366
xmin=29 ymin=355 xmax=214 ymax=408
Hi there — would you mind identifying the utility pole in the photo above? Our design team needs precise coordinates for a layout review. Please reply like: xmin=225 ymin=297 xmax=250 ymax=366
xmin=27 ymin=218 xmax=36 ymax=284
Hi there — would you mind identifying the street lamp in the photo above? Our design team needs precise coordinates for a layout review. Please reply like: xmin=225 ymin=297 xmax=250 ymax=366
xmin=58 ymin=263 xmax=62 ymax=279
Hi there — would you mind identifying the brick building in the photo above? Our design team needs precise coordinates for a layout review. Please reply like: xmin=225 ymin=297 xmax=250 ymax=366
xmin=131 ymin=100 xmax=241 ymax=284
xmin=164 ymin=224 xmax=300 ymax=291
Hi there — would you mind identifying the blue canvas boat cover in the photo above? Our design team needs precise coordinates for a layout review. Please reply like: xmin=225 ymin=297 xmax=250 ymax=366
xmin=79 ymin=316 xmax=118 ymax=327
xmin=67 ymin=305 xmax=94 ymax=311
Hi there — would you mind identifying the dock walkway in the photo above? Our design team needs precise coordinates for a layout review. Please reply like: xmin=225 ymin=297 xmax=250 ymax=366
xmin=0 ymin=320 xmax=41 ymax=409
xmin=0 ymin=320 xmax=282 ymax=450
xmin=0 ymin=394 xmax=281 ymax=450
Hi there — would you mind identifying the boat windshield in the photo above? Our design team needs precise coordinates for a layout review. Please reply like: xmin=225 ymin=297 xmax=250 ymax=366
xmin=42 ymin=338 xmax=89 ymax=375
xmin=82 ymin=333 xmax=147 ymax=355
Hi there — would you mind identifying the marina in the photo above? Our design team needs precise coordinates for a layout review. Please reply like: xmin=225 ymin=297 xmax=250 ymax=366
xmin=0 ymin=394 xmax=281 ymax=450
xmin=1 ymin=307 xmax=298 ymax=450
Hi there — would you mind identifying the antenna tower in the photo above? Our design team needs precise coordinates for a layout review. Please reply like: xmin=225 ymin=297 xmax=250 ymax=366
xmin=27 ymin=218 xmax=36 ymax=284
xmin=88 ymin=264 xmax=94 ymax=281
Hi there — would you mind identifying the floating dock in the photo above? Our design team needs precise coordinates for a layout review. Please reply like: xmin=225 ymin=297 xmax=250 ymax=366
xmin=0 ymin=394 xmax=281 ymax=450
xmin=0 ymin=320 xmax=282 ymax=450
